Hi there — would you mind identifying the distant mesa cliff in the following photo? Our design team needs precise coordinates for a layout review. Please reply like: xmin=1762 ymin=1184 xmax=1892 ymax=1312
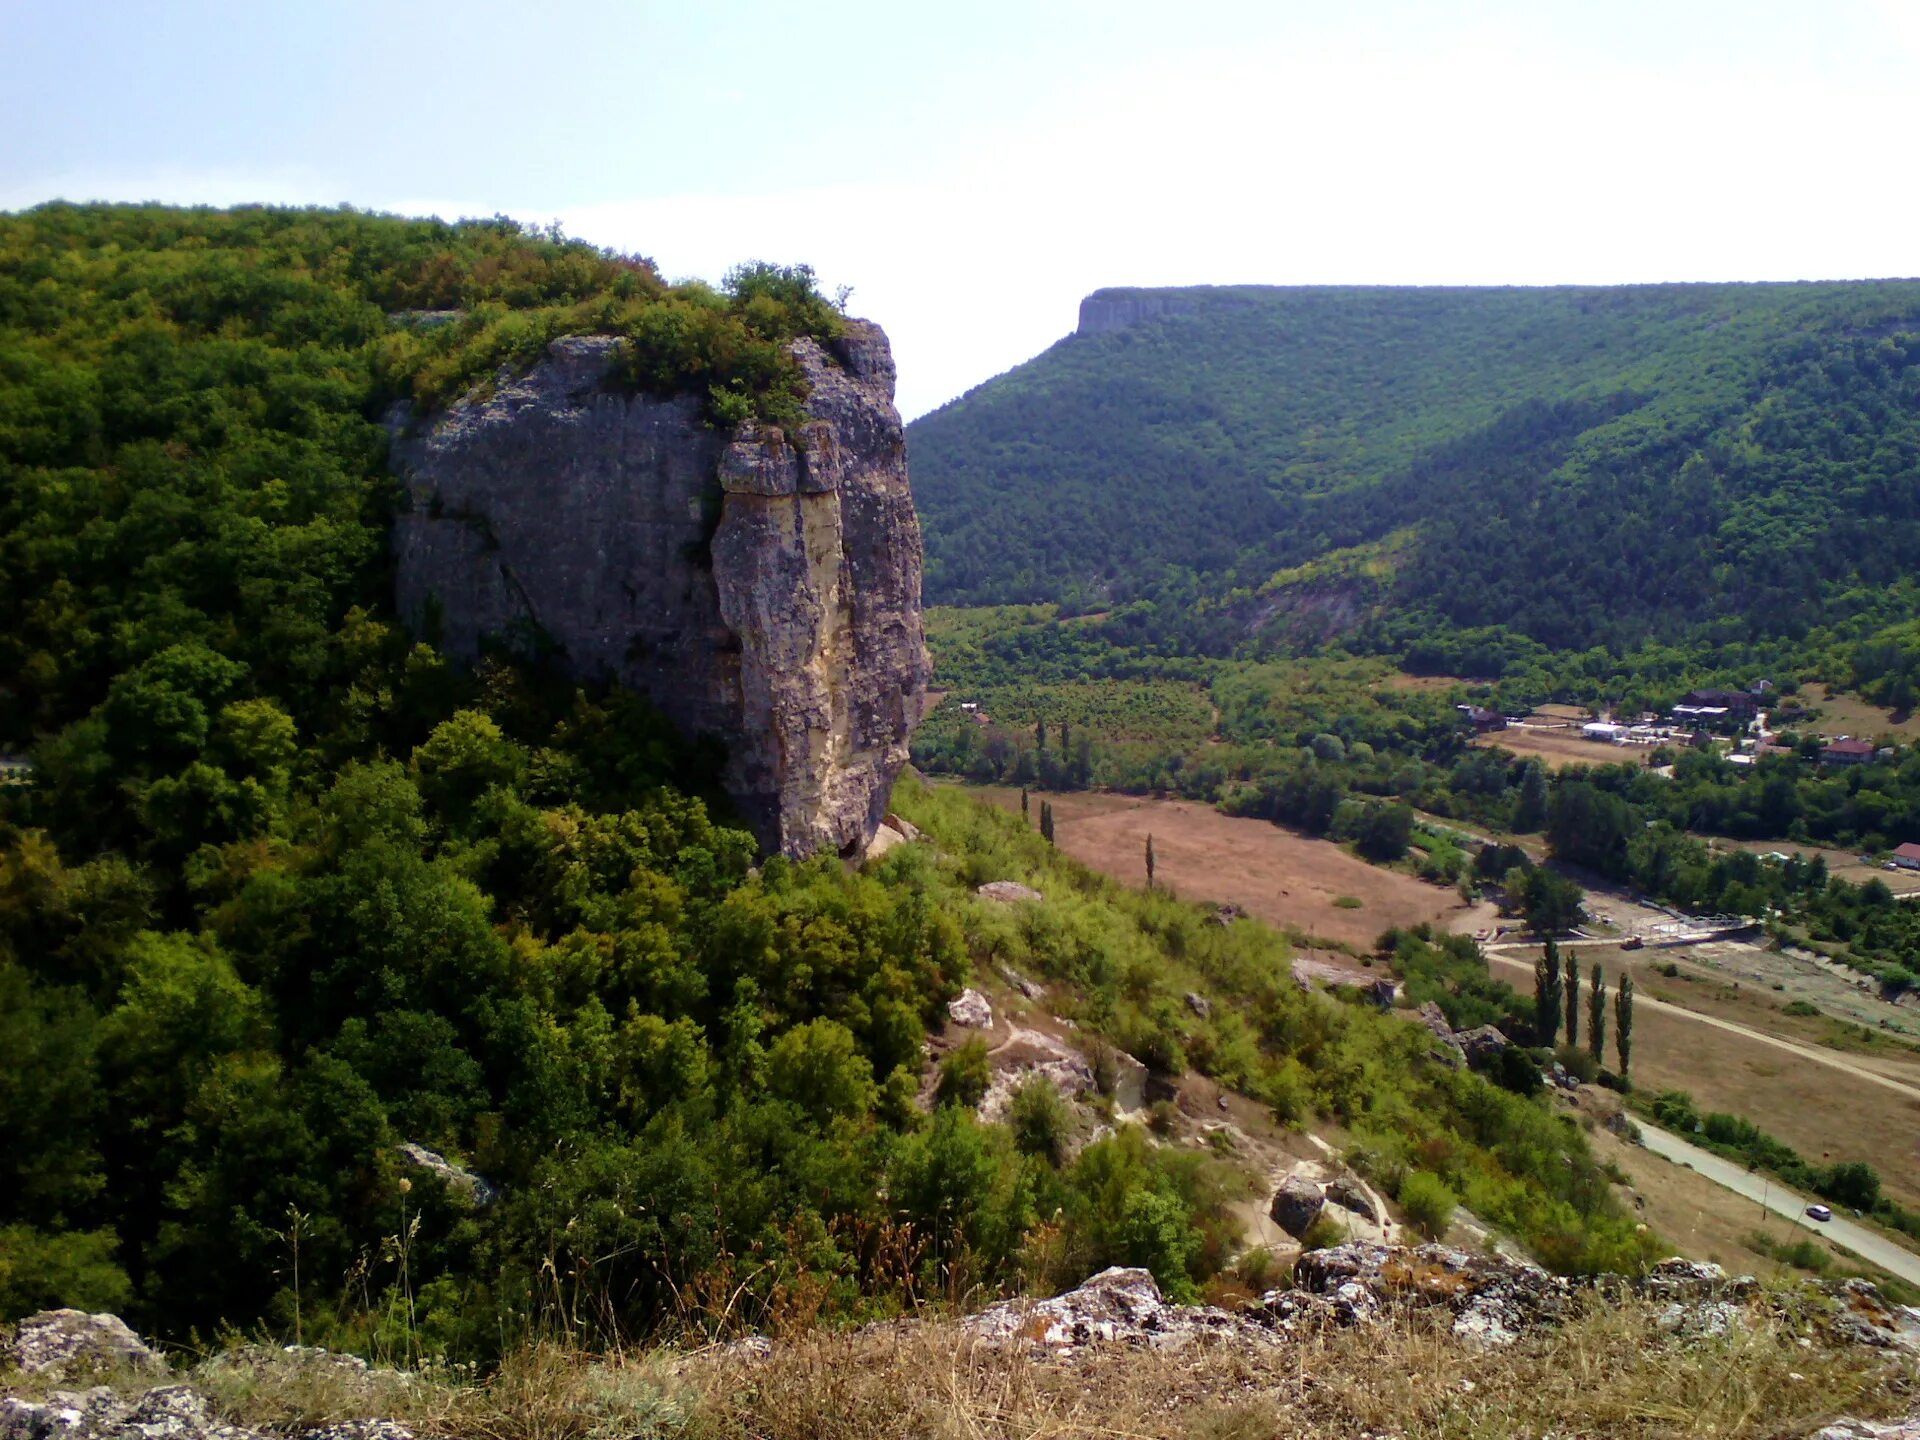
xmin=1075 ymin=289 xmax=1200 ymax=336
xmin=390 ymin=320 xmax=928 ymax=858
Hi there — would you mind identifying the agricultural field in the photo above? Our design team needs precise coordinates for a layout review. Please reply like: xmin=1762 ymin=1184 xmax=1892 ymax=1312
xmin=959 ymin=784 xmax=1470 ymax=950
xmin=1715 ymin=837 xmax=1920 ymax=897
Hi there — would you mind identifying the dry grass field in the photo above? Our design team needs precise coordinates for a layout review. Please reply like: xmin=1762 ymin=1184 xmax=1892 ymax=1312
xmin=963 ymin=786 xmax=1468 ymax=950
xmin=1483 ymin=946 xmax=1920 ymax=1209
xmin=1801 ymin=682 xmax=1920 ymax=742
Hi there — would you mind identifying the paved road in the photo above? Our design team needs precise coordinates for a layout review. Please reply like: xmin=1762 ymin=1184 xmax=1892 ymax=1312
xmin=1636 ymin=1121 xmax=1920 ymax=1288
xmin=1480 ymin=950 xmax=1920 ymax=1105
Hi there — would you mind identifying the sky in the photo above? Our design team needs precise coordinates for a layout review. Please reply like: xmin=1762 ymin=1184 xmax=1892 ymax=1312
xmin=6 ymin=0 xmax=1920 ymax=418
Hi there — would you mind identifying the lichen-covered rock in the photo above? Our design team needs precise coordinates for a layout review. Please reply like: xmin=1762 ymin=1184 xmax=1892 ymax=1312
xmin=296 ymin=1423 xmax=415 ymax=1440
xmin=0 ymin=1385 xmax=267 ymax=1440
xmin=1823 ymin=1278 xmax=1920 ymax=1350
xmin=1268 ymin=1174 xmax=1326 ymax=1239
xmin=1291 ymin=1242 xmax=1571 ymax=1347
xmin=3 ymin=1313 xmax=165 ymax=1380
xmin=947 ymin=989 xmax=993 ymax=1029
xmin=390 ymin=322 xmax=927 ymax=859
xmin=964 ymin=1267 xmax=1269 ymax=1351
xmin=395 ymin=1143 xmax=497 ymax=1208
xmin=1638 ymin=1257 xmax=1754 ymax=1303
xmin=1184 ymin=992 xmax=1212 ymax=1019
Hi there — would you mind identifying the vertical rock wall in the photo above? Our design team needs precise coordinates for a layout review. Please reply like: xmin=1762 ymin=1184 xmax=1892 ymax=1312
xmin=389 ymin=320 xmax=928 ymax=857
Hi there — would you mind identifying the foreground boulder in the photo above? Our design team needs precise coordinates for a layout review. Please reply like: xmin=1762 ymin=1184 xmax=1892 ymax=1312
xmin=963 ymin=1267 xmax=1268 ymax=1351
xmin=1 ymin=1313 xmax=164 ymax=1380
xmin=1285 ymin=1241 xmax=1572 ymax=1347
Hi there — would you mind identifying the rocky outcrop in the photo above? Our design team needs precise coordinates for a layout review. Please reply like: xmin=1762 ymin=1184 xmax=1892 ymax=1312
xmin=394 ymin=1142 xmax=497 ymax=1208
xmin=389 ymin=322 xmax=927 ymax=859
xmin=976 ymin=881 xmax=1042 ymax=904
xmin=2 ymin=1312 xmax=163 ymax=1380
xmin=963 ymin=1267 xmax=1269 ymax=1351
xmin=946 ymin=989 xmax=993 ymax=1029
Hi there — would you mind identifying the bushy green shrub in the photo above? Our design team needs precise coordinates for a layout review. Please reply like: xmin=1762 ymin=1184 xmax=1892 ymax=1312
xmin=1398 ymin=1170 xmax=1458 ymax=1240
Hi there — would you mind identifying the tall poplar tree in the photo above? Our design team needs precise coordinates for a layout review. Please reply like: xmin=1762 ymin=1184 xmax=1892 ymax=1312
xmin=1564 ymin=952 xmax=1581 ymax=1049
xmin=1615 ymin=973 xmax=1635 ymax=1077
xmin=1145 ymin=833 xmax=1156 ymax=888
xmin=1588 ymin=963 xmax=1607 ymax=1066
xmin=1535 ymin=938 xmax=1563 ymax=1046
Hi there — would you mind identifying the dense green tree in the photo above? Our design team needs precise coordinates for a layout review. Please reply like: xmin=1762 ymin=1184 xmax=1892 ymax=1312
xmin=1614 ymin=973 xmax=1634 ymax=1078
xmin=1534 ymin=941 xmax=1563 ymax=1048
xmin=1587 ymin=964 xmax=1607 ymax=1068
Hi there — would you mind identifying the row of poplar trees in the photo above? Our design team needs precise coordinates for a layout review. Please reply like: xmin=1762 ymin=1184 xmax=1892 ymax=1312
xmin=1535 ymin=938 xmax=1635 ymax=1076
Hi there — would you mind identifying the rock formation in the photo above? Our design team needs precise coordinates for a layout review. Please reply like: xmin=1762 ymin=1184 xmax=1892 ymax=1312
xmin=389 ymin=321 xmax=928 ymax=858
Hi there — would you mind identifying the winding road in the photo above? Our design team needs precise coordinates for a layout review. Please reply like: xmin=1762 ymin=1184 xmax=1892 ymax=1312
xmin=1636 ymin=1122 xmax=1920 ymax=1288
xmin=1479 ymin=950 xmax=1920 ymax=1104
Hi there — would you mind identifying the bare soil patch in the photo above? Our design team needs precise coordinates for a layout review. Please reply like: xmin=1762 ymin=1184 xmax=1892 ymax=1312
xmin=965 ymin=786 xmax=1468 ymax=950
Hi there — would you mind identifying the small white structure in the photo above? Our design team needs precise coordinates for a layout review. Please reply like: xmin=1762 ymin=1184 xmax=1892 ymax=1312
xmin=1582 ymin=721 xmax=1627 ymax=742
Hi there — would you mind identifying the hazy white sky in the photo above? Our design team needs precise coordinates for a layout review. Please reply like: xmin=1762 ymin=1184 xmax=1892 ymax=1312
xmin=6 ymin=0 xmax=1919 ymax=417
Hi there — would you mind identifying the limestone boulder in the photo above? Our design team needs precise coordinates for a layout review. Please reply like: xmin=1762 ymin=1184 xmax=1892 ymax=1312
xmin=1268 ymin=1174 xmax=1326 ymax=1239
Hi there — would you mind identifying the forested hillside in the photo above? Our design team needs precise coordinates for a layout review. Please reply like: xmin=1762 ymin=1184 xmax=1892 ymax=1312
xmin=0 ymin=206 xmax=1650 ymax=1354
xmin=910 ymin=283 xmax=1920 ymax=663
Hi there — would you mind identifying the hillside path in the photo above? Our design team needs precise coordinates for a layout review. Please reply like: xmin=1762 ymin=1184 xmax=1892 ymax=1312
xmin=1480 ymin=950 xmax=1920 ymax=1105
xmin=1636 ymin=1122 xmax=1920 ymax=1288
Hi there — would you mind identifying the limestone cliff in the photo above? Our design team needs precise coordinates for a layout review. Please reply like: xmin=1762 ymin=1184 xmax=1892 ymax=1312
xmin=389 ymin=320 xmax=928 ymax=858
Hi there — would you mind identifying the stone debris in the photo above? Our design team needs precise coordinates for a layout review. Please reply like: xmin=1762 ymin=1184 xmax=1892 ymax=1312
xmin=976 ymin=881 xmax=1042 ymax=904
xmin=946 ymin=988 xmax=994 ymax=1029
xmin=1184 ymin=991 xmax=1212 ymax=1019
xmin=1268 ymin=1173 xmax=1326 ymax=1239
xmin=881 ymin=812 xmax=922 ymax=843
xmin=2 ymin=1313 xmax=165 ymax=1380
xmin=1205 ymin=903 xmax=1247 ymax=927
xmin=394 ymin=1143 xmax=498 ymax=1208
xmin=963 ymin=1267 xmax=1271 ymax=1351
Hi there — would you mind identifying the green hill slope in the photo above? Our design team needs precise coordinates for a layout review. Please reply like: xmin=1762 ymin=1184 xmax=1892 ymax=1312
xmin=910 ymin=282 xmax=1920 ymax=655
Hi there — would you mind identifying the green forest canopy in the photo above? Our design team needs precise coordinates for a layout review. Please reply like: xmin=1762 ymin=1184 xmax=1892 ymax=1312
xmin=908 ymin=282 xmax=1920 ymax=663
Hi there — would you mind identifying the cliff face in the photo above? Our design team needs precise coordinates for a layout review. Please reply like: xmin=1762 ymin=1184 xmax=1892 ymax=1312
xmin=389 ymin=320 xmax=928 ymax=858
xmin=1075 ymin=290 xmax=1198 ymax=336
